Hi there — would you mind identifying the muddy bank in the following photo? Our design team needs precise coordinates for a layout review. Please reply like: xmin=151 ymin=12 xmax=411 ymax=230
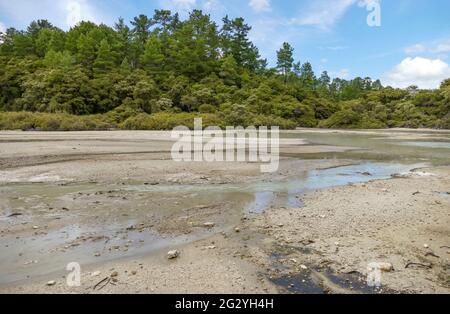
xmin=245 ymin=167 xmax=450 ymax=294
xmin=0 ymin=130 xmax=449 ymax=294
xmin=2 ymin=167 xmax=449 ymax=294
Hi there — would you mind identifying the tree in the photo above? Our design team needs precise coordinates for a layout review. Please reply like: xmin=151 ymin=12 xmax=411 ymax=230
xmin=76 ymin=34 xmax=96 ymax=69
xmin=131 ymin=15 xmax=151 ymax=46
xmin=221 ymin=16 xmax=261 ymax=71
xmin=300 ymin=62 xmax=316 ymax=89
xmin=141 ymin=35 xmax=164 ymax=74
xmin=93 ymin=39 xmax=115 ymax=75
xmin=277 ymin=42 xmax=294 ymax=83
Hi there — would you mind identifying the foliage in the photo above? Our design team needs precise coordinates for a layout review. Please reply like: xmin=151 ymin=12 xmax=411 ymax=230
xmin=0 ymin=12 xmax=449 ymax=130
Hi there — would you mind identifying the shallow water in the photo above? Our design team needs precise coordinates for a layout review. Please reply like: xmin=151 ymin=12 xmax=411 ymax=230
xmin=283 ymin=130 xmax=450 ymax=165
xmin=0 ymin=161 xmax=420 ymax=284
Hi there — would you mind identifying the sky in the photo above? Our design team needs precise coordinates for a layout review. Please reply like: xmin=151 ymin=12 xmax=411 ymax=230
xmin=1 ymin=0 xmax=450 ymax=89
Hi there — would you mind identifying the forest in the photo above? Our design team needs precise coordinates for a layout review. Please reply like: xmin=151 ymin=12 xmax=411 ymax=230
xmin=0 ymin=10 xmax=449 ymax=130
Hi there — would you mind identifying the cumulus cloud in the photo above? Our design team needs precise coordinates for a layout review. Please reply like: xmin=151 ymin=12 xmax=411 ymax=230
xmin=0 ymin=21 xmax=5 ymax=33
xmin=249 ymin=0 xmax=271 ymax=13
xmin=384 ymin=57 xmax=450 ymax=89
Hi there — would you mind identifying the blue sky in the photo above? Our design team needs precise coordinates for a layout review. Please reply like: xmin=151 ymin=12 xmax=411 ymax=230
xmin=1 ymin=0 xmax=450 ymax=88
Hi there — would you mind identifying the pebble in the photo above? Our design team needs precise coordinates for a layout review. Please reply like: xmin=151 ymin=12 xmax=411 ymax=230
xmin=91 ymin=271 xmax=101 ymax=277
xmin=46 ymin=280 xmax=56 ymax=286
xmin=378 ymin=262 xmax=394 ymax=272
xmin=110 ymin=271 xmax=119 ymax=277
xmin=203 ymin=222 xmax=215 ymax=228
xmin=167 ymin=250 xmax=179 ymax=259
xmin=300 ymin=265 xmax=308 ymax=270
xmin=234 ymin=227 xmax=241 ymax=233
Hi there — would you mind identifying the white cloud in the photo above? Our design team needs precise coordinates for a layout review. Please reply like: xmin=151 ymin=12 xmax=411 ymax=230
xmin=404 ymin=44 xmax=426 ymax=55
xmin=384 ymin=57 xmax=450 ymax=89
xmin=202 ymin=0 xmax=226 ymax=17
xmin=249 ymin=0 xmax=271 ymax=13
xmin=432 ymin=40 xmax=450 ymax=54
xmin=405 ymin=39 xmax=450 ymax=57
xmin=330 ymin=68 xmax=350 ymax=79
xmin=0 ymin=0 xmax=108 ymax=29
xmin=64 ymin=0 xmax=100 ymax=27
xmin=357 ymin=0 xmax=380 ymax=7
xmin=289 ymin=0 xmax=356 ymax=30
xmin=0 ymin=21 xmax=5 ymax=33
xmin=160 ymin=0 xmax=197 ymax=14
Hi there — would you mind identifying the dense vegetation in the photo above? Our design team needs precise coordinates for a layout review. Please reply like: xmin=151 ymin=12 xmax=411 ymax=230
xmin=0 ymin=10 xmax=449 ymax=130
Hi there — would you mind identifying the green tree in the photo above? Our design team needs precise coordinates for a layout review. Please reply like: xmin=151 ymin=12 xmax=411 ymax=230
xmin=93 ymin=39 xmax=115 ymax=75
xmin=277 ymin=42 xmax=294 ymax=83
xmin=300 ymin=62 xmax=316 ymax=89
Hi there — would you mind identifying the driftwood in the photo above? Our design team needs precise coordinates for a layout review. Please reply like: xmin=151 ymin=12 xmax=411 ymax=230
xmin=7 ymin=213 xmax=23 ymax=217
xmin=93 ymin=277 xmax=110 ymax=291
xmin=405 ymin=262 xmax=432 ymax=269
xmin=425 ymin=252 xmax=440 ymax=258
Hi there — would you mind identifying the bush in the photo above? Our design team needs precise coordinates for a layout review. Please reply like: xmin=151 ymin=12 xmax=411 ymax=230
xmin=120 ymin=112 xmax=222 ymax=130
xmin=0 ymin=112 xmax=113 ymax=131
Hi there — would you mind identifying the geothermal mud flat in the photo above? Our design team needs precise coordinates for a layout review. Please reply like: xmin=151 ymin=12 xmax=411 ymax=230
xmin=0 ymin=129 xmax=449 ymax=294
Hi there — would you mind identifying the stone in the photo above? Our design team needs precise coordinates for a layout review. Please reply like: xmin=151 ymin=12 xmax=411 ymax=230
xmin=378 ymin=262 xmax=394 ymax=272
xmin=110 ymin=271 xmax=119 ymax=277
xmin=46 ymin=280 xmax=56 ymax=286
xmin=203 ymin=222 xmax=215 ymax=228
xmin=167 ymin=250 xmax=179 ymax=259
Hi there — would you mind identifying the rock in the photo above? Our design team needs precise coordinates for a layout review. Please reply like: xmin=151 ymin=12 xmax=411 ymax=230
xmin=131 ymin=270 xmax=137 ymax=275
xmin=378 ymin=262 xmax=394 ymax=272
xmin=300 ymin=239 xmax=315 ymax=246
xmin=94 ymin=252 xmax=101 ymax=257
xmin=300 ymin=265 xmax=308 ymax=270
xmin=167 ymin=250 xmax=179 ymax=259
xmin=91 ymin=271 xmax=101 ymax=277
xmin=46 ymin=280 xmax=56 ymax=286
xmin=234 ymin=227 xmax=241 ymax=233
xmin=203 ymin=222 xmax=215 ymax=228
xmin=32 ymin=226 xmax=39 ymax=230
xmin=204 ymin=245 xmax=216 ymax=250
xmin=424 ymin=244 xmax=429 ymax=249
xmin=110 ymin=271 xmax=119 ymax=277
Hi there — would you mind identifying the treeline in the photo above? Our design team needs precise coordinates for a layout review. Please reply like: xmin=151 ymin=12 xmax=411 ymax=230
xmin=0 ymin=10 xmax=449 ymax=130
